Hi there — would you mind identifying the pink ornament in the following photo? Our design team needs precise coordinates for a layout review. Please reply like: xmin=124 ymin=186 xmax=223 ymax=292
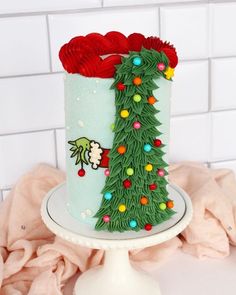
xmin=157 ymin=169 xmax=165 ymax=177
xmin=104 ymin=169 xmax=110 ymax=176
xmin=133 ymin=121 xmax=141 ymax=129
xmin=157 ymin=63 xmax=165 ymax=71
xmin=103 ymin=215 xmax=110 ymax=223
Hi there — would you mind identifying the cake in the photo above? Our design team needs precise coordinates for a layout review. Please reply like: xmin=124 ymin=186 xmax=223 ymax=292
xmin=59 ymin=31 xmax=178 ymax=232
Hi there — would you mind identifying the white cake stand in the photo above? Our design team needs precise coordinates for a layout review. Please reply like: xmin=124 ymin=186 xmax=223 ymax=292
xmin=41 ymin=183 xmax=192 ymax=295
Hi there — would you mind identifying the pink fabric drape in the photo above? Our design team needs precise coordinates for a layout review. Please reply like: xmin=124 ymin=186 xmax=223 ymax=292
xmin=0 ymin=162 xmax=235 ymax=294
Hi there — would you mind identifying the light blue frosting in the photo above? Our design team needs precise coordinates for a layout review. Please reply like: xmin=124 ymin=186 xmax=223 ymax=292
xmin=65 ymin=73 xmax=172 ymax=227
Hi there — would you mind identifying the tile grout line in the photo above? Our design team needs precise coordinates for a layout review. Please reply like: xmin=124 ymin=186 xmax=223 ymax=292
xmin=53 ymin=129 xmax=59 ymax=169
xmin=206 ymin=162 xmax=211 ymax=168
xmin=208 ymin=58 xmax=213 ymax=163
xmin=2 ymin=57 xmax=236 ymax=81
xmin=0 ymin=0 xmax=222 ymax=19
xmin=0 ymin=71 xmax=63 ymax=80
xmin=46 ymin=14 xmax=53 ymax=72
xmin=0 ymin=102 xmax=235 ymax=138
xmin=0 ymin=127 xmax=65 ymax=137
xmin=171 ymin=111 xmax=209 ymax=118
xmin=158 ymin=6 xmax=162 ymax=38
xmin=3 ymin=57 xmax=236 ymax=80
xmin=208 ymin=59 xmax=211 ymax=112
xmin=0 ymin=186 xmax=12 ymax=191
xmin=210 ymin=55 xmax=236 ymax=60
xmin=0 ymin=7 xmax=102 ymax=18
xmin=210 ymin=158 xmax=236 ymax=164
xmin=207 ymin=1 xmax=211 ymax=113
xmin=207 ymin=2 xmax=212 ymax=163
xmin=209 ymin=0 xmax=236 ymax=3
xmin=0 ymin=0 xmax=235 ymax=19
xmin=172 ymin=108 xmax=236 ymax=118
xmin=210 ymin=108 xmax=236 ymax=113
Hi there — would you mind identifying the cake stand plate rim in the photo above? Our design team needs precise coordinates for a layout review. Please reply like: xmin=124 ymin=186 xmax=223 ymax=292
xmin=41 ymin=183 xmax=192 ymax=250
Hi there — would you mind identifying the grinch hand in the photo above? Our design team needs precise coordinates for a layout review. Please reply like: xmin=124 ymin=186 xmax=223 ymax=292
xmin=68 ymin=137 xmax=110 ymax=177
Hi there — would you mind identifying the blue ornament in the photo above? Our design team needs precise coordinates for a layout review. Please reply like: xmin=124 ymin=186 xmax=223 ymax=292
xmin=144 ymin=144 xmax=152 ymax=152
xmin=104 ymin=192 xmax=112 ymax=200
xmin=133 ymin=56 xmax=142 ymax=66
xmin=129 ymin=220 xmax=137 ymax=228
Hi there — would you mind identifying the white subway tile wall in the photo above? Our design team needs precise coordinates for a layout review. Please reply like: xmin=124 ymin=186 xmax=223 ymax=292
xmin=0 ymin=16 xmax=50 ymax=76
xmin=211 ymin=110 xmax=236 ymax=162
xmin=0 ymin=0 xmax=236 ymax=194
xmin=0 ymin=0 xmax=102 ymax=14
xmin=170 ymin=114 xmax=210 ymax=162
xmin=160 ymin=5 xmax=209 ymax=60
xmin=0 ymin=74 xmax=65 ymax=134
xmin=210 ymin=2 xmax=236 ymax=57
xmin=0 ymin=131 xmax=56 ymax=189
xmin=211 ymin=58 xmax=236 ymax=110
xmin=56 ymin=129 xmax=66 ymax=171
xmin=171 ymin=60 xmax=209 ymax=115
xmin=103 ymin=0 xmax=202 ymax=6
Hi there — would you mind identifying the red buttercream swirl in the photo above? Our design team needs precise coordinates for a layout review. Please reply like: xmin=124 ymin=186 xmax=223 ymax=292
xmin=59 ymin=31 xmax=178 ymax=78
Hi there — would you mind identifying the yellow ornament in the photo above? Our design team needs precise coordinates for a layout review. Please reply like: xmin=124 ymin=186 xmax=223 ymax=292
xmin=164 ymin=67 xmax=175 ymax=80
xmin=145 ymin=164 xmax=153 ymax=172
xmin=120 ymin=109 xmax=129 ymax=118
xmin=119 ymin=204 xmax=126 ymax=212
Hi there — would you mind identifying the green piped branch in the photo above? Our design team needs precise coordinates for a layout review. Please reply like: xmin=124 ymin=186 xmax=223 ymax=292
xmin=94 ymin=48 xmax=176 ymax=232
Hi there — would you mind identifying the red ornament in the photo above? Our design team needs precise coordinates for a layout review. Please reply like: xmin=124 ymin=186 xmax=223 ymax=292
xmin=145 ymin=224 xmax=153 ymax=231
xmin=149 ymin=183 xmax=157 ymax=190
xmin=154 ymin=139 xmax=162 ymax=147
xmin=78 ymin=168 xmax=85 ymax=177
xmin=123 ymin=179 xmax=132 ymax=189
xmin=116 ymin=82 xmax=126 ymax=91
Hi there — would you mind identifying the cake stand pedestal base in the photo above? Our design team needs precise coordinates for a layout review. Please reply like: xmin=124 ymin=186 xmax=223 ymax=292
xmin=74 ymin=248 xmax=161 ymax=295
xmin=41 ymin=183 xmax=192 ymax=295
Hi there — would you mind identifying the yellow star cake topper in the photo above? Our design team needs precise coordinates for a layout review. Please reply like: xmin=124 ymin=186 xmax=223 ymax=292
xmin=164 ymin=67 xmax=175 ymax=80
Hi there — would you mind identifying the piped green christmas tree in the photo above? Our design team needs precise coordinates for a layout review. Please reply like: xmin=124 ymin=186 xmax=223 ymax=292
xmin=94 ymin=48 xmax=176 ymax=232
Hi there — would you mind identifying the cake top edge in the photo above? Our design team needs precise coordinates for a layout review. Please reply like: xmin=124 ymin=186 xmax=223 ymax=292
xmin=59 ymin=31 xmax=178 ymax=78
